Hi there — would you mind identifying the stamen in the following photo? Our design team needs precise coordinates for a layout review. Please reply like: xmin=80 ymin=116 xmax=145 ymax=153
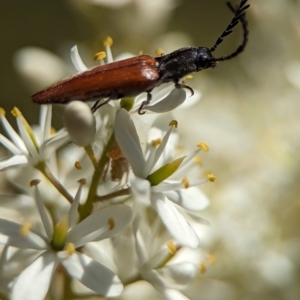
xmin=78 ymin=178 xmax=86 ymax=185
xmin=155 ymin=48 xmax=164 ymax=56
xmin=182 ymin=176 xmax=190 ymax=188
xmin=0 ymin=107 xmax=5 ymax=117
xmin=74 ymin=161 xmax=82 ymax=170
xmin=194 ymin=155 xmax=203 ymax=165
xmin=167 ymin=241 xmax=177 ymax=255
xmin=185 ymin=74 xmax=193 ymax=79
xmin=207 ymin=173 xmax=217 ymax=182
xmin=200 ymin=262 xmax=207 ymax=273
xmin=151 ymin=138 xmax=162 ymax=147
xmin=207 ymin=253 xmax=217 ymax=264
xmin=108 ymin=218 xmax=115 ymax=230
xmin=30 ymin=179 xmax=41 ymax=187
xmin=197 ymin=142 xmax=209 ymax=152
xmin=169 ymin=120 xmax=178 ymax=128
xmin=64 ymin=243 xmax=76 ymax=256
xmin=20 ymin=222 xmax=32 ymax=237
xmin=50 ymin=127 xmax=56 ymax=136
xmin=103 ymin=36 xmax=113 ymax=47
xmin=94 ymin=51 xmax=106 ymax=61
xmin=11 ymin=107 xmax=22 ymax=117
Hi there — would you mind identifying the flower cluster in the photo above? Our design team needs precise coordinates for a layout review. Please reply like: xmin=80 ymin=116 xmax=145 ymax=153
xmin=0 ymin=39 xmax=215 ymax=300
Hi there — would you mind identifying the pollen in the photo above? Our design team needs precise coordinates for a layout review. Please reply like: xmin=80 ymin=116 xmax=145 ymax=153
xmin=0 ymin=107 xmax=5 ymax=117
xmin=11 ymin=107 xmax=22 ymax=117
xmin=197 ymin=142 xmax=209 ymax=152
xmin=207 ymin=173 xmax=217 ymax=182
xmin=103 ymin=36 xmax=113 ymax=47
xmin=151 ymin=138 xmax=162 ymax=147
xmin=167 ymin=241 xmax=177 ymax=255
xmin=94 ymin=51 xmax=106 ymax=61
xmin=108 ymin=218 xmax=115 ymax=230
xmin=20 ymin=222 xmax=32 ymax=237
xmin=194 ymin=155 xmax=203 ymax=165
xmin=200 ymin=262 xmax=207 ymax=273
xmin=30 ymin=179 xmax=41 ymax=187
xmin=75 ymin=161 xmax=82 ymax=170
xmin=182 ymin=176 xmax=190 ymax=188
xmin=64 ymin=243 xmax=76 ymax=256
xmin=169 ymin=120 xmax=178 ymax=128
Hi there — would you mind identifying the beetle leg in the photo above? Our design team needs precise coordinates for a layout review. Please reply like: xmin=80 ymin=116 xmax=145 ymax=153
xmin=91 ymin=98 xmax=111 ymax=113
xmin=138 ymin=91 xmax=152 ymax=115
xmin=175 ymin=82 xmax=194 ymax=97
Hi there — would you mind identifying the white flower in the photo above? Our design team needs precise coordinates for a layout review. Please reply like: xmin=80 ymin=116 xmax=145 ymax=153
xmin=0 ymin=180 xmax=132 ymax=299
xmin=0 ymin=105 xmax=68 ymax=171
xmin=132 ymin=216 xmax=198 ymax=300
xmin=114 ymin=109 xmax=212 ymax=248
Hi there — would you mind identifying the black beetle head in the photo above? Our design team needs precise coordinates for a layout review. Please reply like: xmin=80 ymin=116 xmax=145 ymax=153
xmin=196 ymin=47 xmax=217 ymax=71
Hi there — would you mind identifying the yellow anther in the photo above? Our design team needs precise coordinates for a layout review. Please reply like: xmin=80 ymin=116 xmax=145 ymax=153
xmin=50 ymin=127 xmax=56 ymax=136
xmin=207 ymin=253 xmax=217 ymax=264
xmin=78 ymin=178 xmax=86 ymax=185
xmin=186 ymin=74 xmax=193 ymax=79
xmin=182 ymin=176 xmax=190 ymax=188
xmin=75 ymin=161 xmax=82 ymax=170
xmin=103 ymin=36 xmax=113 ymax=47
xmin=94 ymin=51 xmax=106 ymax=61
xmin=108 ymin=218 xmax=115 ymax=230
xmin=30 ymin=179 xmax=41 ymax=187
xmin=64 ymin=243 xmax=76 ymax=256
xmin=151 ymin=138 xmax=162 ymax=147
xmin=167 ymin=241 xmax=177 ymax=255
xmin=200 ymin=262 xmax=207 ymax=273
xmin=194 ymin=155 xmax=202 ymax=165
xmin=155 ymin=48 xmax=164 ymax=56
xmin=20 ymin=222 xmax=32 ymax=237
xmin=207 ymin=173 xmax=217 ymax=182
xmin=197 ymin=142 xmax=209 ymax=152
xmin=11 ymin=107 xmax=22 ymax=117
xmin=169 ymin=120 xmax=178 ymax=128
xmin=0 ymin=107 xmax=6 ymax=117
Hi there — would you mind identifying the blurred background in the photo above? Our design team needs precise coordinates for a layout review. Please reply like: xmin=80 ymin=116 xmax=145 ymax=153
xmin=1 ymin=0 xmax=300 ymax=299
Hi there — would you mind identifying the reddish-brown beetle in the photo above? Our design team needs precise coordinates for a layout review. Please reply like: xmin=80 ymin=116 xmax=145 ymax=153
xmin=32 ymin=0 xmax=249 ymax=114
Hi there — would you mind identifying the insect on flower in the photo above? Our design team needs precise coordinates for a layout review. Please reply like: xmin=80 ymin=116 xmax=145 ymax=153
xmin=32 ymin=0 xmax=250 ymax=114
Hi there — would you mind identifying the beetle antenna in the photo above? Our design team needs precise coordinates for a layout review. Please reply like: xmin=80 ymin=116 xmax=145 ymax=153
xmin=210 ymin=0 xmax=250 ymax=61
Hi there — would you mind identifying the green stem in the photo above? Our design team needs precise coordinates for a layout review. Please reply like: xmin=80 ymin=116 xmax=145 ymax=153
xmin=78 ymin=132 xmax=116 ymax=221
xmin=84 ymin=144 xmax=98 ymax=169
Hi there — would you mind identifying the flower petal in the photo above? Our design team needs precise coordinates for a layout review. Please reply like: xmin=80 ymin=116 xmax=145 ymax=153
xmin=11 ymin=251 xmax=58 ymax=300
xmin=0 ymin=219 xmax=48 ymax=249
xmin=152 ymin=194 xmax=199 ymax=248
xmin=155 ymin=262 xmax=197 ymax=288
xmin=0 ymin=155 xmax=28 ymax=171
xmin=59 ymin=252 xmax=123 ymax=297
xmin=164 ymin=188 xmax=210 ymax=211
xmin=115 ymin=109 xmax=145 ymax=177
xmin=67 ymin=204 xmax=132 ymax=247
xmin=71 ymin=45 xmax=88 ymax=72
xmin=145 ymin=88 xmax=186 ymax=113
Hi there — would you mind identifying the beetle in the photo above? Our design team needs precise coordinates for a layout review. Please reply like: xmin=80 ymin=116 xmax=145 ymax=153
xmin=32 ymin=0 xmax=249 ymax=114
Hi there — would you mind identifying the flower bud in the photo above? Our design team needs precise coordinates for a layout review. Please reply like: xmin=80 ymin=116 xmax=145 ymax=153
xmin=64 ymin=101 xmax=96 ymax=146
